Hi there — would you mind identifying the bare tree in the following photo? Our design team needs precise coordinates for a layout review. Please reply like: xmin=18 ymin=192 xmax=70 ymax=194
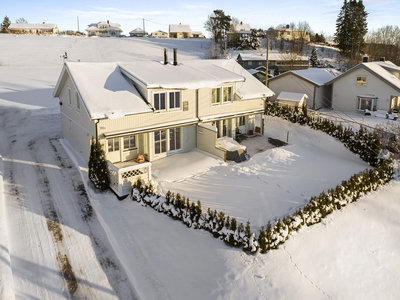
xmin=16 ymin=18 xmax=28 ymax=23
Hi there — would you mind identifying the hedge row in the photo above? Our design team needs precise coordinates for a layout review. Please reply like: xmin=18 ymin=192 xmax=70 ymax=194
xmin=265 ymin=102 xmax=381 ymax=166
xmin=257 ymin=159 xmax=393 ymax=253
xmin=132 ymin=180 xmax=258 ymax=253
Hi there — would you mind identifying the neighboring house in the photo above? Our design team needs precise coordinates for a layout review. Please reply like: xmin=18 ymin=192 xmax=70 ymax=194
xmin=267 ymin=25 xmax=310 ymax=42
xmin=326 ymin=59 xmax=400 ymax=113
xmin=268 ymin=69 xmax=337 ymax=109
xmin=8 ymin=22 xmax=59 ymax=34
xmin=85 ymin=21 xmax=122 ymax=37
xmin=276 ymin=92 xmax=308 ymax=108
xmin=129 ymin=27 xmax=147 ymax=37
xmin=247 ymin=68 xmax=267 ymax=83
xmin=237 ymin=51 xmax=309 ymax=74
xmin=151 ymin=30 xmax=168 ymax=38
xmin=227 ymin=22 xmax=252 ymax=42
xmin=169 ymin=24 xmax=202 ymax=38
xmin=53 ymin=56 xmax=274 ymax=196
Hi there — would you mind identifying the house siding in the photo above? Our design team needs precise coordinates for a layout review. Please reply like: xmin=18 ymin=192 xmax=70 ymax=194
xmin=331 ymin=67 xmax=399 ymax=112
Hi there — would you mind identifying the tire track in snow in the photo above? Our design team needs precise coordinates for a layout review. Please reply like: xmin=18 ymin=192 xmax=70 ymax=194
xmin=48 ymin=138 xmax=138 ymax=299
xmin=283 ymin=246 xmax=333 ymax=300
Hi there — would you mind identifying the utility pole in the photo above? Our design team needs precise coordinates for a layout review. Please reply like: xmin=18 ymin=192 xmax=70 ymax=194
xmin=265 ymin=38 xmax=269 ymax=87
xmin=225 ymin=41 xmax=227 ymax=59
xmin=77 ymin=16 xmax=79 ymax=33
xmin=143 ymin=18 xmax=145 ymax=36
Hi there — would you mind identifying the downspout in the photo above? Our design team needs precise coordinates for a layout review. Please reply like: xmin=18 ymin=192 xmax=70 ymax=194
xmin=313 ymin=86 xmax=317 ymax=110
xmin=95 ymin=119 xmax=100 ymax=141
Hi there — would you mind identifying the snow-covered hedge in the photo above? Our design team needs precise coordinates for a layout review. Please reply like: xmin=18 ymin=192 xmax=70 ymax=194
xmin=265 ymin=102 xmax=381 ymax=166
xmin=257 ymin=159 xmax=393 ymax=253
xmin=131 ymin=179 xmax=259 ymax=253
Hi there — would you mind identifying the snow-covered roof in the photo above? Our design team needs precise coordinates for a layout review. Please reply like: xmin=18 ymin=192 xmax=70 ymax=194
xmin=247 ymin=69 xmax=260 ymax=75
xmin=53 ymin=62 xmax=152 ymax=120
xmin=9 ymin=23 xmax=57 ymax=30
xmin=211 ymin=59 xmax=274 ymax=99
xmin=191 ymin=31 xmax=202 ymax=35
xmin=129 ymin=27 xmax=147 ymax=34
xmin=118 ymin=60 xmax=246 ymax=90
xmin=169 ymin=24 xmax=191 ymax=33
xmin=270 ymin=68 xmax=336 ymax=86
xmin=277 ymin=92 xmax=308 ymax=102
xmin=89 ymin=21 xmax=121 ymax=28
xmin=232 ymin=23 xmax=251 ymax=31
xmin=238 ymin=51 xmax=308 ymax=62
xmin=326 ymin=61 xmax=400 ymax=92
xmin=86 ymin=26 xmax=122 ymax=32
xmin=152 ymin=30 xmax=167 ymax=34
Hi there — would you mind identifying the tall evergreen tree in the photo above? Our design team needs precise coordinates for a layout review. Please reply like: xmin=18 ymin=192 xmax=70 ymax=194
xmin=88 ymin=137 xmax=110 ymax=191
xmin=309 ymin=47 xmax=319 ymax=67
xmin=1 ymin=16 xmax=11 ymax=33
xmin=335 ymin=0 xmax=368 ymax=60
xmin=204 ymin=10 xmax=232 ymax=44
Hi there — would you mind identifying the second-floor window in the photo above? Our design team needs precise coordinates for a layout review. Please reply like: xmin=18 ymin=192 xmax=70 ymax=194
xmin=68 ymin=88 xmax=72 ymax=107
xmin=75 ymin=91 xmax=81 ymax=112
xmin=357 ymin=76 xmax=367 ymax=86
xmin=154 ymin=91 xmax=181 ymax=111
xmin=212 ymin=86 xmax=233 ymax=105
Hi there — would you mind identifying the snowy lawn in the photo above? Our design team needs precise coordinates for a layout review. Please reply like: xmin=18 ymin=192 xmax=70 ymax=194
xmin=154 ymin=116 xmax=370 ymax=228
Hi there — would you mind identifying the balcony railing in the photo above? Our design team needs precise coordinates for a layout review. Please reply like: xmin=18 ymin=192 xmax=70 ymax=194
xmin=107 ymin=160 xmax=152 ymax=197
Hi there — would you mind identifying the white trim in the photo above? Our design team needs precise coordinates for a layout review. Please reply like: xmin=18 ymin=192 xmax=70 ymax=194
xmin=211 ymin=86 xmax=234 ymax=106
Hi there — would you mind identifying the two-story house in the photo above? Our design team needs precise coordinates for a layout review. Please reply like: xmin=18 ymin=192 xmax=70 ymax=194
xmin=85 ymin=21 xmax=123 ymax=37
xmin=53 ymin=52 xmax=273 ymax=196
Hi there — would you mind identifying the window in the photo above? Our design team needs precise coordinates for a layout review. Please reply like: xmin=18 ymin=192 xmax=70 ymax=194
xmin=258 ymin=61 xmax=263 ymax=65
xmin=357 ymin=76 xmax=367 ymax=86
xmin=357 ymin=97 xmax=377 ymax=111
xmin=68 ymin=88 xmax=72 ymax=107
xmin=238 ymin=116 xmax=246 ymax=126
xmin=154 ymin=130 xmax=167 ymax=154
xmin=154 ymin=91 xmax=181 ymax=111
xmin=247 ymin=61 xmax=252 ymax=66
xmin=212 ymin=88 xmax=221 ymax=104
xmin=108 ymin=138 xmax=120 ymax=152
xmin=123 ymin=135 xmax=136 ymax=150
xmin=169 ymin=91 xmax=181 ymax=109
xmin=169 ymin=128 xmax=181 ymax=151
xmin=212 ymin=86 xmax=233 ymax=105
xmin=223 ymin=87 xmax=233 ymax=102
xmin=154 ymin=92 xmax=166 ymax=111
xmin=75 ymin=91 xmax=80 ymax=111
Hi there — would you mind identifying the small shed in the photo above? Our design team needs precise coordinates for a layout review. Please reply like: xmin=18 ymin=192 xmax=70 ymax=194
xmin=277 ymin=92 xmax=308 ymax=108
xmin=129 ymin=27 xmax=147 ymax=37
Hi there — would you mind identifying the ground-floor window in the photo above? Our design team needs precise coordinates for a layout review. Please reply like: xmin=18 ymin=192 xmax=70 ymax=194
xmin=154 ymin=128 xmax=182 ymax=155
xmin=357 ymin=97 xmax=377 ymax=111
xmin=108 ymin=138 xmax=120 ymax=152
xmin=123 ymin=135 xmax=136 ymax=151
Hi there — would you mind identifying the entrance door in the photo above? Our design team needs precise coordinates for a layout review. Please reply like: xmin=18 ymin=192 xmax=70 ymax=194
xmin=391 ymin=96 xmax=399 ymax=112
xmin=154 ymin=130 xmax=167 ymax=156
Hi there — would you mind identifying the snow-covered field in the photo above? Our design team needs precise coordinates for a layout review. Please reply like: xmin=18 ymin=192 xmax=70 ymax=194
xmin=0 ymin=34 xmax=399 ymax=299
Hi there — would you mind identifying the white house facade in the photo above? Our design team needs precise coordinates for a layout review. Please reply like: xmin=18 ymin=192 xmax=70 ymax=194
xmin=85 ymin=21 xmax=122 ymax=37
xmin=53 ymin=55 xmax=273 ymax=196
xmin=327 ymin=61 xmax=400 ymax=113
xmin=9 ymin=22 xmax=59 ymax=34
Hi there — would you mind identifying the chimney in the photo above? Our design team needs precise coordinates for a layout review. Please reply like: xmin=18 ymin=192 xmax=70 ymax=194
xmin=173 ymin=48 xmax=178 ymax=66
xmin=107 ymin=20 xmax=109 ymax=24
xmin=164 ymin=48 xmax=168 ymax=65
xmin=43 ymin=22 xmax=45 ymax=24
xmin=286 ymin=24 xmax=289 ymax=29
xmin=380 ymin=57 xmax=385 ymax=62
xmin=362 ymin=56 xmax=368 ymax=63
xmin=240 ymin=21 xmax=243 ymax=25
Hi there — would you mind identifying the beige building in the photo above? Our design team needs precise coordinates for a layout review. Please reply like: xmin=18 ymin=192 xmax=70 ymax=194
xmin=151 ymin=30 xmax=168 ymax=38
xmin=85 ymin=21 xmax=122 ymax=37
xmin=53 ymin=55 xmax=273 ymax=196
xmin=129 ymin=27 xmax=147 ymax=37
xmin=8 ymin=23 xmax=59 ymax=34
xmin=169 ymin=24 xmax=202 ymax=38
xmin=267 ymin=25 xmax=310 ymax=42
xmin=227 ymin=22 xmax=252 ymax=42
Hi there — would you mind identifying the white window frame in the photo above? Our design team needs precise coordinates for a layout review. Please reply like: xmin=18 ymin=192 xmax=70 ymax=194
xmin=211 ymin=86 xmax=234 ymax=105
xmin=357 ymin=97 xmax=377 ymax=111
xmin=107 ymin=138 xmax=120 ymax=152
xmin=154 ymin=128 xmax=182 ymax=157
xmin=75 ymin=91 xmax=81 ymax=112
xmin=356 ymin=76 xmax=367 ymax=86
xmin=68 ymin=88 xmax=72 ymax=107
xmin=153 ymin=91 xmax=182 ymax=112
xmin=123 ymin=135 xmax=136 ymax=151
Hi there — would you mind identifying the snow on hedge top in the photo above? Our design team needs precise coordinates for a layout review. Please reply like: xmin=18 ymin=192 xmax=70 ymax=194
xmin=118 ymin=59 xmax=246 ymax=90
xmin=211 ymin=59 xmax=274 ymax=99
xmin=62 ymin=62 xmax=151 ymax=120
xmin=277 ymin=91 xmax=308 ymax=102
xmin=238 ymin=51 xmax=308 ymax=62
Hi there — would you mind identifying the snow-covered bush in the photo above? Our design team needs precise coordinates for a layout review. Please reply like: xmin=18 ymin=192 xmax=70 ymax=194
xmin=131 ymin=179 xmax=258 ymax=253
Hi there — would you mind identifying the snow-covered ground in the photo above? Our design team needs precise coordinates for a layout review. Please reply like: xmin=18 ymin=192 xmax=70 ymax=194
xmin=1 ymin=35 xmax=399 ymax=299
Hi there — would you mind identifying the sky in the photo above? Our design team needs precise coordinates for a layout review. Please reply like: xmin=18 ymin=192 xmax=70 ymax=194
xmin=1 ymin=0 xmax=400 ymax=38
